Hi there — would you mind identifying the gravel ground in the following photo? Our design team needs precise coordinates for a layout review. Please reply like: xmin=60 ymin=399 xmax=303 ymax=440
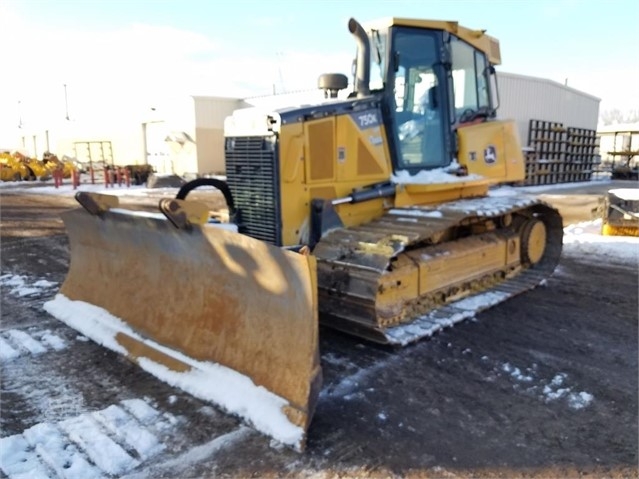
xmin=0 ymin=183 xmax=637 ymax=478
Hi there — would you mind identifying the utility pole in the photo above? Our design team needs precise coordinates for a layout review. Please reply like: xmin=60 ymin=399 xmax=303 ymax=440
xmin=18 ymin=100 xmax=23 ymax=128
xmin=64 ymin=84 xmax=70 ymax=120
xmin=275 ymin=51 xmax=285 ymax=94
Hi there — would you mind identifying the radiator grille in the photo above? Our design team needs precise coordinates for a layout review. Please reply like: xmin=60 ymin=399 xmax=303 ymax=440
xmin=225 ymin=136 xmax=281 ymax=245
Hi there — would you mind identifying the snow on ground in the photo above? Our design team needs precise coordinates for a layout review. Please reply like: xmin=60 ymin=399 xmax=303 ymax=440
xmin=0 ymin=179 xmax=142 ymax=195
xmin=0 ymin=398 xmax=177 ymax=479
xmin=0 ymin=274 xmax=58 ymax=297
xmin=490 ymin=178 xmax=614 ymax=196
xmin=563 ymin=219 xmax=638 ymax=262
xmin=495 ymin=362 xmax=595 ymax=410
xmin=0 ymin=174 xmax=225 ymax=198
xmin=1 ymin=330 xmax=47 ymax=360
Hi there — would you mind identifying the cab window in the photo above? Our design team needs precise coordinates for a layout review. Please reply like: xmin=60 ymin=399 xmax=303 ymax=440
xmin=391 ymin=28 xmax=448 ymax=169
xmin=450 ymin=38 xmax=491 ymax=120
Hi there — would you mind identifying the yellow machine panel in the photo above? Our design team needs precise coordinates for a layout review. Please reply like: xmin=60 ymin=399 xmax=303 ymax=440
xmin=279 ymin=108 xmax=393 ymax=245
xmin=457 ymin=119 xmax=526 ymax=183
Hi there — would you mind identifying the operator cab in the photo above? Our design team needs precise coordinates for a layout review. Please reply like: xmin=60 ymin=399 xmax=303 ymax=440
xmin=354 ymin=18 xmax=500 ymax=174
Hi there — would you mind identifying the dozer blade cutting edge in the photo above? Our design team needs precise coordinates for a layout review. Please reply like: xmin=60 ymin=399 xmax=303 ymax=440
xmin=44 ymin=194 xmax=321 ymax=450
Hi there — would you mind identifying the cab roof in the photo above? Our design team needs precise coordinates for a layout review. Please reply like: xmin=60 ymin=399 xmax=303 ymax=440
xmin=363 ymin=17 xmax=502 ymax=65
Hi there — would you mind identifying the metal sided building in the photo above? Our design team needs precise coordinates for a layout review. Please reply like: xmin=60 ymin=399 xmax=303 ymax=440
xmin=497 ymin=72 xmax=601 ymax=146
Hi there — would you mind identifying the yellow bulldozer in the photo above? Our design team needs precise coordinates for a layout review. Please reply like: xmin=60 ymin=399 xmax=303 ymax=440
xmin=601 ymin=189 xmax=639 ymax=236
xmin=45 ymin=17 xmax=563 ymax=450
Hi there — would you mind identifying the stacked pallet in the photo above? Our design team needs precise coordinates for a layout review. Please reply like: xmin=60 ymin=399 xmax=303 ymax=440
xmin=524 ymin=120 xmax=600 ymax=185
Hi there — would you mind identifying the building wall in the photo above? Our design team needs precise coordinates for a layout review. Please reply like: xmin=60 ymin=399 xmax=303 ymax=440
xmin=497 ymin=72 xmax=601 ymax=146
xmin=193 ymin=96 xmax=246 ymax=174
xmin=143 ymin=96 xmax=198 ymax=175
xmin=194 ymin=127 xmax=227 ymax=174
xmin=18 ymin=121 xmax=145 ymax=166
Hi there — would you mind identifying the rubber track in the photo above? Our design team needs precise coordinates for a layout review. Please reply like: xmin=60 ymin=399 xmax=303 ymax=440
xmin=314 ymin=194 xmax=563 ymax=345
xmin=383 ymin=268 xmax=550 ymax=346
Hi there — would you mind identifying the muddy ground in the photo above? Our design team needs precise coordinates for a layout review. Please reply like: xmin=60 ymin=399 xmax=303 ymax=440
xmin=0 ymin=183 xmax=637 ymax=478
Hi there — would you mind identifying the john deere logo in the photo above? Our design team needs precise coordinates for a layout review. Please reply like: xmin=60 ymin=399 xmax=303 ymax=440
xmin=484 ymin=145 xmax=497 ymax=165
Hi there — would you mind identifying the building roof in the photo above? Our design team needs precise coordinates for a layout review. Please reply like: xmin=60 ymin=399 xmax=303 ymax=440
xmin=499 ymin=71 xmax=601 ymax=102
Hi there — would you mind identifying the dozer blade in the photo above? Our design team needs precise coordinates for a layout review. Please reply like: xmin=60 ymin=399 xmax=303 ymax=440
xmin=44 ymin=203 xmax=321 ymax=450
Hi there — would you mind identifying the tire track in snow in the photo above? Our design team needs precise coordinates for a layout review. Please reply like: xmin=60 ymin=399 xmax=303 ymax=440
xmin=0 ymin=329 xmax=67 ymax=362
xmin=0 ymin=398 xmax=207 ymax=479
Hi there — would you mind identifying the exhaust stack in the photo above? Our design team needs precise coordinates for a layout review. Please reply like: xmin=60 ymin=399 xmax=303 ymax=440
xmin=348 ymin=18 xmax=371 ymax=98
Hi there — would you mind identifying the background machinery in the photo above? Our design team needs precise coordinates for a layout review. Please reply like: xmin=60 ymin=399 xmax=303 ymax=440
xmin=48 ymin=17 xmax=563 ymax=450
xmin=601 ymin=189 xmax=639 ymax=236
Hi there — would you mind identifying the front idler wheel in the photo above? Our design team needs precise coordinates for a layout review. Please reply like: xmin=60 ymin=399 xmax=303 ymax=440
xmin=520 ymin=219 xmax=547 ymax=266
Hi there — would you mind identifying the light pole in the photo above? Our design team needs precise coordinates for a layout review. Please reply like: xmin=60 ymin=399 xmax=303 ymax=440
xmin=64 ymin=84 xmax=70 ymax=121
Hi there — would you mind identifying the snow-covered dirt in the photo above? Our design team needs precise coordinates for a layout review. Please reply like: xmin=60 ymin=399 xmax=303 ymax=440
xmin=0 ymin=183 xmax=637 ymax=478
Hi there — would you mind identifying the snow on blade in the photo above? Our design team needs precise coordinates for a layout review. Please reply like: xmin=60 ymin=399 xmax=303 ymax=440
xmin=108 ymin=207 xmax=239 ymax=231
xmin=109 ymin=208 xmax=167 ymax=220
xmin=609 ymin=188 xmax=639 ymax=201
xmin=44 ymin=294 xmax=306 ymax=449
xmin=42 ymin=296 xmax=129 ymax=357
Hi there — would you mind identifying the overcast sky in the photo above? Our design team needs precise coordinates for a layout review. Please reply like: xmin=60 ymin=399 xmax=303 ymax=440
xmin=1 ymin=0 xmax=637 ymax=145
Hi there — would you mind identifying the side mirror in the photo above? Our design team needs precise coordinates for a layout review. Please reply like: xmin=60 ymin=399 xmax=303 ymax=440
xmin=488 ymin=66 xmax=500 ymax=110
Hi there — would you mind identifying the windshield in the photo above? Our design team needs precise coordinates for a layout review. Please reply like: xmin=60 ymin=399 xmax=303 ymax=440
xmin=390 ymin=27 xmax=449 ymax=170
